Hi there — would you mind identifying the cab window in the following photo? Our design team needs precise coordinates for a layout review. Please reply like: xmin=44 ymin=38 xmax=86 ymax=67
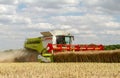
xmin=56 ymin=36 xmax=71 ymax=44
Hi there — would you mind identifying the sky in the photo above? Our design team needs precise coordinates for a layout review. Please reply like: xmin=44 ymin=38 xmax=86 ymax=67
xmin=0 ymin=0 xmax=120 ymax=50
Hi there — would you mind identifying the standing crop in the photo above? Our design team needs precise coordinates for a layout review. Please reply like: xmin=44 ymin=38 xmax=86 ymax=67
xmin=0 ymin=63 xmax=119 ymax=78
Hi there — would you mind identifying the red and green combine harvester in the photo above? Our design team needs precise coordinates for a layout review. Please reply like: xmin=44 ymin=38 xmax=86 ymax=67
xmin=24 ymin=30 xmax=104 ymax=62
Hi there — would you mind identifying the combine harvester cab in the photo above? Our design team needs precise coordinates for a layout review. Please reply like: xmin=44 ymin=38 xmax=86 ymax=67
xmin=24 ymin=30 xmax=104 ymax=62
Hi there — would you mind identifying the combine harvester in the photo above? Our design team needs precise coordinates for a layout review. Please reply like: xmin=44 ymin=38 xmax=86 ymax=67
xmin=24 ymin=30 xmax=104 ymax=62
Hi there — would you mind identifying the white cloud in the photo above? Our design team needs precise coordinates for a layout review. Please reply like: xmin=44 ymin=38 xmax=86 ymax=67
xmin=60 ymin=25 xmax=72 ymax=29
xmin=16 ymin=0 xmax=82 ymax=18
xmin=68 ymin=28 xmax=80 ymax=34
xmin=27 ymin=23 xmax=55 ymax=29
xmin=105 ymin=22 xmax=120 ymax=28
xmin=102 ymin=30 xmax=120 ymax=35
xmin=0 ymin=15 xmax=12 ymax=24
xmin=0 ymin=0 xmax=120 ymax=50
xmin=50 ymin=14 xmax=115 ymax=29
xmin=0 ymin=0 xmax=18 ymax=5
xmin=11 ymin=15 xmax=31 ymax=25
xmin=0 ymin=14 xmax=31 ymax=26
xmin=0 ymin=5 xmax=16 ymax=14
xmin=22 ymin=0 xmax=80 ymax=7
xmin=0 ymin=5 xmax=7 ymax=13
xmin=49 ymin=14 xmax=120 ymax=44
xmin=83 ymin=0 xmax=120 ymax=14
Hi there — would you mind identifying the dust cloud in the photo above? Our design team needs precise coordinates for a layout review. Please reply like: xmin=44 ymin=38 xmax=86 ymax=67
xmin=0 ymin=49 xmax=38 ymax=62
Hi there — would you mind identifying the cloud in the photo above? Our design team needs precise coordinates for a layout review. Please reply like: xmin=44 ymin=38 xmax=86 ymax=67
xmin=105 ymin=22 xmax=120 ymax=28
xmin=27 ymin=23 xmax=55 ymax=30
xmin=0 ymin=14 xmax=31 ymax=26
xmin=82 ymin=0 xmax=120 ymax=14
xmin=22 ymin=0 xmax=80 ymax=8
xmin=15 ymin=0 xmax=83 ymax=18
xmin=49 ymin=14 xmax=120 ymax=43
xmin=60 ymin=25 xmax=72 ymax=29
xmin=0 ymin=0 xmax=18 ymax=5
xmin=50 ymin=14 xmax=118 ymax=29
xmin=0 ymin=0 xmax=120 ymax=50
xmin=0 ymin=4 xmax=16 ymax=14
xmin=101 ymin=30 xmax=120 ymax=35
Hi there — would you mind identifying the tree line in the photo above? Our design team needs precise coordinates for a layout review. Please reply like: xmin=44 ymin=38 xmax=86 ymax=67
xmin=104 ymin=44 xmax=120 ymax=50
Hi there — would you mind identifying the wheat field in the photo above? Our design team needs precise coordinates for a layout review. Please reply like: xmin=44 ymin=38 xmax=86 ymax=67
xmin=0 ymin=63 xmax=120 ymax=78
xmin=54 ymin=49 xmax=120 ymax=62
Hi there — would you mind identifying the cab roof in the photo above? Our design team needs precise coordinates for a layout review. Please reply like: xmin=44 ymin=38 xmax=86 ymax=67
xmin=41 ymin=30 xmax=73 ymax=37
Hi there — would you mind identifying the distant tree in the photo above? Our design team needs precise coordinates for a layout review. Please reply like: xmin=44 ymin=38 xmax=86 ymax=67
xmin=105 ymin=44 xmax=120 ymax=50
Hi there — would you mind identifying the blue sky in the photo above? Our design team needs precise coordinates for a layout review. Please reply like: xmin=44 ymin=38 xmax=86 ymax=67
xmin=0 ymin=0 xmax=120 ymax=50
